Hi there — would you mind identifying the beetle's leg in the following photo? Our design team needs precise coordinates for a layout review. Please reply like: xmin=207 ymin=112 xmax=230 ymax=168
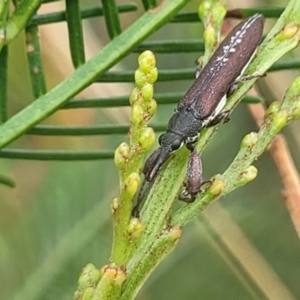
xmin=227 ymin=72 xmax=265 ymax=97
xmin=206 ymin=110 xmax=230 ymax=127
xmin=179 ymin=147 xmax=203 ymax=203
xmin=235 ymin=71 xmax=266 ymax=84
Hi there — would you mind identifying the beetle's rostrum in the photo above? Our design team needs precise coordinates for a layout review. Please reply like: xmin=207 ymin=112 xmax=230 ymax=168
xmin=143 ymin=14 xmax=265 ymax=202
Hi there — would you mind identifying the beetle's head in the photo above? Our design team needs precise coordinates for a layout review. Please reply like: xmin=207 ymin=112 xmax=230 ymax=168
xmin=143 ymin=132 xmax=185 ymax=182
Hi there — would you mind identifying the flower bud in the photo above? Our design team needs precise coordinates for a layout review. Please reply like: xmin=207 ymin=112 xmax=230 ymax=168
xmin=139 ymin=127 xmax=155 ymax=151
xmin=131 ymin=104 xmax=144 ymax=125
xmin=123 ymin=173 xmax=140 ymax=198
xmin=141 ymin=83 xmax=154 ymax=102
xmin=128 ymin=217 xmax=143 ymax=238
xmin=135 ymin=69 xmax=147 ymax=88
xmin=114 ymin=142 xmax=130 ymax=168
xmin=129 ymin=87 xmax=140 ymax=105
xmin=241 ymin=132 xmax=258 ymax=148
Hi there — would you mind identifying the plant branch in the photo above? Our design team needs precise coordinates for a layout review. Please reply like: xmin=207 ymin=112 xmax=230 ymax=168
xmin=3 ymin=0 xmax=41 ymax=46
xmin=249 ymin=97 xmax=300 ymax=239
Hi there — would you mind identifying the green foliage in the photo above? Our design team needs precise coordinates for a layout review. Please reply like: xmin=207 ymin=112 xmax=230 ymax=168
xmin=1 ymin=1 xmax=300 ymax=300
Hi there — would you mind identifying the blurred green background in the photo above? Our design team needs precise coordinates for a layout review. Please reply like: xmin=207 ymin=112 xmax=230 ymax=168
xmin=1 ymin=0 xmax=300 ymax=299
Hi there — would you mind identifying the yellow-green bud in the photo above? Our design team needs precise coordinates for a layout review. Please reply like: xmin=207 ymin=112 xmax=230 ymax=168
xmin=265 ymin=101 xmax=281 ymax=118
xmin=240 ymin=165 xmax=258 ymax=184
xmin=78 ymin=263 xmax=99 ymax=290
xmin=131 ymin=104 xmax=144 ymax=125
xmin=211 ymin=3 xmax=226 ymax=27
xmin=146 ymin=99 xmax=157 ymax=118
xmin=114 ymin=142 xmax=130 ymax=168
xmin=123 ymin=173 xmax=140 ymax=198
xmin=147 ymin=67 xmax=158 ymax=84
xmin=128 ymin=217 xmax=143 ymax=238
xmin=135 ymin=69 xmax=147 ymax=88
xmin=277 ymin=24 xmax=299 ymax=41
xmin=141 ymin=83 xmax=154 ymax=102
xmin=139 ymin=57 xmax=155 ymax=75
xmin=198 ymin=1 xmax=212 ymax=21
xmin=114 ymin=267 xmax=126 ymax=286
xmin=139 ymin=127 xmax=155 ymax=151
xmin=111 ymin=197 xmax=119 ymax=213
xmin=100 ymin=264 xmax=116 ymax=279
xmin=89 ymin=269 xmax=101 ymax=285
xmin=78 ymin=277 xmax=89 ymax=290
xmin=203 ymin=25 xmax=216 ymax=48
xmin=168 ymin=225 xmax=182 ymax=241
xmin=241 ymin=132 xmax=258 ymax=148
xmin=99 ymin=264 xmax=126 ymax=286
xmin=129 ymin=87 xmax=140 ymax=105
xmin=272 ymin=109 xmax=288 ymax=132
xmin=138 ymin=50 xmax=156 ymax=67
xmin=208 ymin=180 xmax=225 ymax=196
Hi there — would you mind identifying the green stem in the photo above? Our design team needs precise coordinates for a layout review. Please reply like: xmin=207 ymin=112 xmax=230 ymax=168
xmin=0 ymin=149 xmax=114 ymax=160
xmin=0 ymin=173 xmax=16 ymax=187
xmin=28 ymin=4 xmax=138 ymax=26
xmin=122 ymin=226 xmax=181 ymax=299
xmin=3 ymin=0 xmax=41 ymax=46
xmin=95 ymin=58 xmax=300 ymax=82
xmin=101 ymin=0 xmax=122 ymax=39
xmin=27 ymin=124 xmax=166 ymax=135
xmin=62 ymin=93 xmax=262 ymax=109
xmin=66 ymin=0 xmax=85 ymax=67
xmin=25 ymin=25 xmax=47 ymax=98
xmin=142 ymin=0 xmax=157 ymax=11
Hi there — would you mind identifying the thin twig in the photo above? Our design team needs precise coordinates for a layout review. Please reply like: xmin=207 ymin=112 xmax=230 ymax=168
xmin=248 ymin=102 xmax=300 ymax=238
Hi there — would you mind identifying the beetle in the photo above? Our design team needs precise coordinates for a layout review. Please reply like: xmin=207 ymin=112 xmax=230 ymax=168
xmin=143 ymin=14 xmax=264 ymax=202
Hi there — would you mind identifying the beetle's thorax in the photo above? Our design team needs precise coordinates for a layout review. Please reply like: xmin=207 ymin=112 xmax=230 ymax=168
xmin=162 ymin=106 xmax=204 ymax=148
